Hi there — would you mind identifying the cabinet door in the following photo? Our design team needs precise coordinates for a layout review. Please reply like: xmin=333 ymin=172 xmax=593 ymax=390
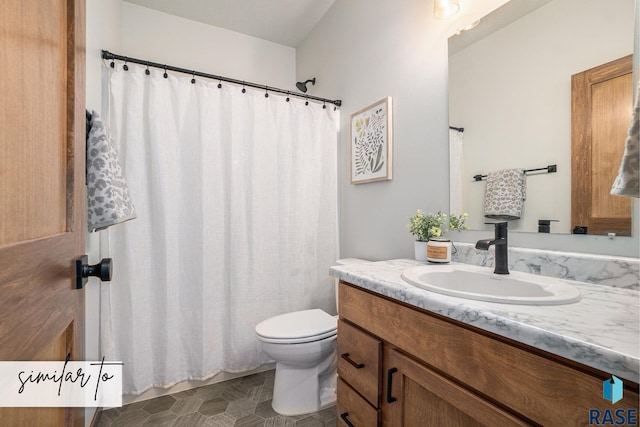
xmin=382 ymin=348 xmax=532 ymax=427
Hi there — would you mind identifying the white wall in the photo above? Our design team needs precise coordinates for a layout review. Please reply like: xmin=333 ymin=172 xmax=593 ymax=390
xmin=86 ymin=2 xmax=122 ymax=425
xmin=87 ymin=1 xmax=122 ymax=110
xmin=298 ymin=0 xmax=638 ymax=258
xmin=119 ymin=2 xmax=296 ymax=89
xmin=296 ymin=0 xmax=507 ymax=260
xmin=449 ymin=0 xmax=634 ymax=233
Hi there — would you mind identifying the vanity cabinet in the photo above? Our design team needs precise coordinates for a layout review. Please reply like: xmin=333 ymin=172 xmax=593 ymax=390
xmin=337 ymin=281 xmax=640 ymax=426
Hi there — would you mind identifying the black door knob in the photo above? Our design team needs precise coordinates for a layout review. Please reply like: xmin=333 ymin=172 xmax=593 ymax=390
xmin=75 ymin=255 xmax=113 ymax=289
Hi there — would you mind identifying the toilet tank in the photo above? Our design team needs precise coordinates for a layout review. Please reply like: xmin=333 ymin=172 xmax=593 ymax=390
xmin=334 ymin=258 xmax=370 ymax=314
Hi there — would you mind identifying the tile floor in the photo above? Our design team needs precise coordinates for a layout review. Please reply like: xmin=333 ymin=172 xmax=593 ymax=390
xmin=97 ymin=370 xmax=337 ymax=426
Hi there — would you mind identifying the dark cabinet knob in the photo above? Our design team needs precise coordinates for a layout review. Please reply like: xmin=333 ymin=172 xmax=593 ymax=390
xmin=75 ymin=255 xmax=113 ymax=289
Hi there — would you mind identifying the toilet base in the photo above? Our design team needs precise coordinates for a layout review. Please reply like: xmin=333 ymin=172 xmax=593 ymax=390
xmin=271 ymin=354 xmax=337 ymax=416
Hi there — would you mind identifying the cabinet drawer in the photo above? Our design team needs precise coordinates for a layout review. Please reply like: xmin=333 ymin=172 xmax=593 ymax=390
xmin=337 ymin=378 xmax=380 ymax=427
xmin=338 ymin=319 xmax=381 ymax=406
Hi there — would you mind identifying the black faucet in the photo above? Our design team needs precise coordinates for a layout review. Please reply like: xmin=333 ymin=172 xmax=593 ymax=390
xmin=475 ymin=222 xmax=509 ymax=275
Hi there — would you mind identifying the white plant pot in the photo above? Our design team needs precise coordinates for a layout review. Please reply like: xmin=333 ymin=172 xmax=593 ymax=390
xmin=426 ymin=238 xmax=452 ymax=263
xmin=414 ymin=241 xmax=428 ymax=262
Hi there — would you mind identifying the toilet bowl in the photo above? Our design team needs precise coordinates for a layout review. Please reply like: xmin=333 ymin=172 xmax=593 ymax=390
xmin=256 ymin=309 xmax=337 ymax=416
xmin=255 ymin=258 xmax=369 ymax=416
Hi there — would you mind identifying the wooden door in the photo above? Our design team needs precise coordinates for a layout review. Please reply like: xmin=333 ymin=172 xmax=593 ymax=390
xmin=382 ymin=348 xmax=531 ymax=427
xmin=571 ymin=55 xmax=633 ymax=236
xmin=0 ymin=0 xmax=86 ymax=426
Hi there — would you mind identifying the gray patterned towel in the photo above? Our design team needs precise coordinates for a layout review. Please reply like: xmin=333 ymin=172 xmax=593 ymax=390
xmin=484 ymin=168 xmax=526 ymax=220
xmin=87 ymin=111 xmax=136 ymax=231
xmin=610 ymin=81 xmax=639 ymax=199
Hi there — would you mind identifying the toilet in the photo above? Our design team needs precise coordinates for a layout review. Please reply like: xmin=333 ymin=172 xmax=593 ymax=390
xmin=254 ymin=258 xmax=369 ymax=416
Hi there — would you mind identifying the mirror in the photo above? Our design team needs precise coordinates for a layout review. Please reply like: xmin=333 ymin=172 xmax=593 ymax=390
xmin=448 ymin=0 xmax=635 ymax=235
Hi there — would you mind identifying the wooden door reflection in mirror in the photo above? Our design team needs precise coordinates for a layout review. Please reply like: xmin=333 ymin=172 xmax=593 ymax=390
xmin=571 ymin=55 xmax=632 ymax=236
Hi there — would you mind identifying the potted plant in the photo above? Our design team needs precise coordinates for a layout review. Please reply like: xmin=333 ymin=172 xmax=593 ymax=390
xmin=408 ymin=210 xmax=446 ymax=261
xmin=448 ymin=212 xmax=469 ymax=232
xmin=408 ymin=211 xmax=469 ymax=262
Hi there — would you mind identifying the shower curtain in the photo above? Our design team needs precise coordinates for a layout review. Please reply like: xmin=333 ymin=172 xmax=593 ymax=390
xmin=101 ymin=64 xmax=338 ymax=395
xmin=449 ymin=129 xmax=464 ymax=215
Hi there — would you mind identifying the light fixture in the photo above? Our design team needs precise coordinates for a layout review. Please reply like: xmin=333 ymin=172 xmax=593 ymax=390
xmin=434 ymin=0 xmax=460 ymax=19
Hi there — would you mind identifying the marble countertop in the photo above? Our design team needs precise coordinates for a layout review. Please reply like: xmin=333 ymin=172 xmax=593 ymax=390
xmin=330 ymin=259 xmax=640 ymax=383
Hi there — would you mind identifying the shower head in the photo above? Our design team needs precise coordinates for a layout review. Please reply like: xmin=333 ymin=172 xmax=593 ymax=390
xmin=296 ymin=78 xmax=316 ymax=93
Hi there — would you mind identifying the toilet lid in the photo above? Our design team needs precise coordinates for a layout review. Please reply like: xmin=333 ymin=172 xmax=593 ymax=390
xmin=255 ymin=309 xmax=337 ymax=342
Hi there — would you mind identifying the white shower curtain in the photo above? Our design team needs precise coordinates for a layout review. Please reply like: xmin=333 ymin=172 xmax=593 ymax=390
xmin=449 ymin=129 xmax=465 ymax=215
xmin=101 ymin=64 xmax=338 ymax=395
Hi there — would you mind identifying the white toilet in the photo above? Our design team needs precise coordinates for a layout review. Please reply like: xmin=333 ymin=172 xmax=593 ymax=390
xmin=254 ymin=258 xmax=369 ymax=416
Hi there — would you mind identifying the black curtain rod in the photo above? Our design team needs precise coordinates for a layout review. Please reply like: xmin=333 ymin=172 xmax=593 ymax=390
xmin=449 ymin=126 xmax=464 ymax=132
xmin=473 ymin=164 xmax=557 ymax=181
xmin=101 ymin=50 xmax=342 ymax=107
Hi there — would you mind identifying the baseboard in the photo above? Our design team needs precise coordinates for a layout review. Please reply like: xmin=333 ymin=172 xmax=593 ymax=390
xmin=121 ymin=363 xmax=276 ymax=406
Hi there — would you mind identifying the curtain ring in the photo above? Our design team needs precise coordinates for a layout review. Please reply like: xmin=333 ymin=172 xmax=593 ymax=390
xmin=191 ymin=71 xmax=196 ymax=84
xmin=285 ymin=91 xmax=290 ymax=102
xmin=218 ymin=79 xmax=222 ymax=89
xmin=264 ymin=86 xmax=269 ymax=98
xmin=163 ymin=66 xmax=168 ymax=79
xmin=242 ymin=82 xmax=246 ymax=94
xmin=123 ymin=57 xmax=129 ymax=71
xmin=145 ymin=65 xmax=150 ymax=76
xmin=322 ymin=101 xmax=327 ymax=110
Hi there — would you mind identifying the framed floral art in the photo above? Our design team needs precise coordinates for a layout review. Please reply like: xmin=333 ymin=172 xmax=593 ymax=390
xmin=350 ymin=97 xmax=393 ymax=184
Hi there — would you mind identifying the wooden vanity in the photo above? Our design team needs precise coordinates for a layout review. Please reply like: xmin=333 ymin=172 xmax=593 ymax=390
xmin=336 ymin=281 xmax=640 ymax=426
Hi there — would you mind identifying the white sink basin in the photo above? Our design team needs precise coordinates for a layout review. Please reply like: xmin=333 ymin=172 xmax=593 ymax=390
xmin=401 ymin=264 xmax=581 ymax=305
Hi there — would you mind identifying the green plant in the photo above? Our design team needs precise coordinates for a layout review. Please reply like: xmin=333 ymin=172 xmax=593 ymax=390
xmin=408 ymin=210 xmax=446 ymax=241
xmin=448 ymin=212 xmax=469 ymax=231
xmin=408 ymin=211 xmax=470 ymax=241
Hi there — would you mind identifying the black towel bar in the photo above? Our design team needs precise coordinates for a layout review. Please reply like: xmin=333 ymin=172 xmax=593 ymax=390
xmin=473 ymin=164 xmax=557 ymax=182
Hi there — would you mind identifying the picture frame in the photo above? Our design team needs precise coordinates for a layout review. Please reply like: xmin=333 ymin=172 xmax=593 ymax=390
xmin=350 ymin=97 xmax=393 ymax=184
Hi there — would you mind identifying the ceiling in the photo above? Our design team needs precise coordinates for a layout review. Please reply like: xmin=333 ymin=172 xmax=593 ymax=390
xmin=123 ymin=0 xmax=335 ymax=47
xmin=448 ymin=0 xmax=553 ymax=55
